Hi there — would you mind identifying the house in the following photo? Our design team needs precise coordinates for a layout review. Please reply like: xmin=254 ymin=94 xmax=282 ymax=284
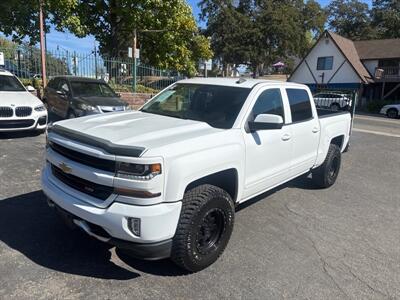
xmin=289 ymin=31 xmax=400 ymax=106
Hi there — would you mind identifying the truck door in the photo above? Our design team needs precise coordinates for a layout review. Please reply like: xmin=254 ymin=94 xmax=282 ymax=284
xmin=284 ymin=88 xmax=320 ymax=176
xmin=243 ymin=87 xmax=293 ymax=199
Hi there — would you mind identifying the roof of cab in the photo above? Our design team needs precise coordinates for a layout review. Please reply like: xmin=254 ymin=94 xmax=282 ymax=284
xmin=0 ymin=69 xmax=15 ymax=77
xmin=177 ymin=77 xmax=307 ymax=89
xmin=50 ymin=75 xmax=106 ymax=83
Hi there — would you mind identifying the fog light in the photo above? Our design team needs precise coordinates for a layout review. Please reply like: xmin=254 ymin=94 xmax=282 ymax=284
xmin=127 ymin=217 xmax=141 ymax=236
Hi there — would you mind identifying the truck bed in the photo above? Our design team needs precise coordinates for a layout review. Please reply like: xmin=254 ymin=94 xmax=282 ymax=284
xmin=316 ymin=108 xmax=351 ymax=118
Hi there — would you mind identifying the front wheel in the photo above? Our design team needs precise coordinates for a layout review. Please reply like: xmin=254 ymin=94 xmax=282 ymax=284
xmin=171 ymin=184 xmax=235 ymax=273
xmin=312 ymin=144 xmax=341 ymax=188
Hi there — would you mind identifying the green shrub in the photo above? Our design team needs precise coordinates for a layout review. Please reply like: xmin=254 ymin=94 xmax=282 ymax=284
xmin=366 ymin=100 xmax=395 ymax=113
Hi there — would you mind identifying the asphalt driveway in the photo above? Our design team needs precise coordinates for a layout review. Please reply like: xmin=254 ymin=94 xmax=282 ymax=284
xmin=0 ymin=115 xmax=399 ymax=299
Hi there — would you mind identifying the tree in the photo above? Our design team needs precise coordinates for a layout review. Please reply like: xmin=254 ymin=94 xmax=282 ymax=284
xmin=0 ymin=0 xmax=212 ymax=75
xmin=326 ymin=0 xmax=376 ymax=40
xmin=0 ymin=0 xmax=84 ymax=45
xmin=72 ymin=0 xmax=211 ymax=75
xmin=200 ymin=0 xmax=326 ymax=77
xmin=371 ymin=0 xmax=400 ymax=38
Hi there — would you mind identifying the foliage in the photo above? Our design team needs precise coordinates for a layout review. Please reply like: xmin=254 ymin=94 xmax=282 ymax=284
xmin=327 ymin=0 xmax=400 ymax=40
xmin=0 ymin=0 xmax=84 ymax=45
xmin=0 ymin=0 xmax=211 ymax=76
xmin=326 ymin=0 xmax=376 ymax=40
xmin=199 ymin=0 xmax=326 ymax=77
xmin=366 ymin=99 xmax=395 ymax=113
xmin=371 ymin=0 xmax=400 ymax=38
xmin=108 ymin=83 xmax=158 ymax=94
xmin=72 ymin=0 xmax=212 ymax=75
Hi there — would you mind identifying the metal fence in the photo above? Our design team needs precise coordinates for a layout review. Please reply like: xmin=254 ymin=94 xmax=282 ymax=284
xmin=0 ymin=45 xmax=183 ymax=93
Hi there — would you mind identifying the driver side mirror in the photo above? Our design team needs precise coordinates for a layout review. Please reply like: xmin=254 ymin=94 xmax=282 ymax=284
xmin=56 ymin=90 xmax=68 ymax=98
xmin=248 ymin=114 xmax=284 ymax=132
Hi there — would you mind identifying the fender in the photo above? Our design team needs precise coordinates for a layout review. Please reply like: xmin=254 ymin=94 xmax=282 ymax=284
xmin=162 ymin=142 xmax=245 ymax=202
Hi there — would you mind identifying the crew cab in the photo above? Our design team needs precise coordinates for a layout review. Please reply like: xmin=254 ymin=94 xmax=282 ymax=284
xmin=0 ymin=70 xmax=47 ymax=132
xmin=41 ymin=78 xmax=351 ymax=272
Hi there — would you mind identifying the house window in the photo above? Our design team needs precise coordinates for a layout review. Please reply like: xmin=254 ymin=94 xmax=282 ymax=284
xmin=317 ymin=56 xmax=333 ymax=70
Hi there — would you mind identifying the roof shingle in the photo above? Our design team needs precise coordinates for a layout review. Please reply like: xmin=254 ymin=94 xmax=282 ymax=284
xmin=354 ymin=39 xmax=400 ymax=60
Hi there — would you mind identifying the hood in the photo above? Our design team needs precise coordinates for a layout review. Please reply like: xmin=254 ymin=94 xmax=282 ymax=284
xmin=0 ymin=91 xmax=43 ymax=107
xmin=74 ymin=96 xmax=127 ymax=107
xmin=53 ymin=111 xmax=222 ymax=155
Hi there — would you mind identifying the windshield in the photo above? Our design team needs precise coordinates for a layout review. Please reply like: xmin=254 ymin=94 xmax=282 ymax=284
xmin=140 ymin=84 xmax=251 ymax=129
xmin=71 ymin=81 xmax=117 ymax=97
xmin=0 ymin=75 xmax=26 ymax=92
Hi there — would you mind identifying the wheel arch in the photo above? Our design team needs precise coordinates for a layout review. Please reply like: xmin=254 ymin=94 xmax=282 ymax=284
xmin=184 ymin=168 xmax=239 ymax=203
xmin=330 ymin=135 xmax=344 ymax=149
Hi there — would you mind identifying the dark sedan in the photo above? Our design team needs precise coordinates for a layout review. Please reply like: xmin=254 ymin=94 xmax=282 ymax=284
xmin=43 ymin=76 xmax=129 ymax=119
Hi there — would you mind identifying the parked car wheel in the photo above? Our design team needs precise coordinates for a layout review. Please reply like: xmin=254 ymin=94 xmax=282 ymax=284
xmin=171 ymin=184 xmax=235 ymax=273
xmin=312 ymin=144 xmax=341 ymax=188
xmin=387 ymin=108 xmax=398 ymax=119
xmin=330 ymin=103 xmax=341 ymax=111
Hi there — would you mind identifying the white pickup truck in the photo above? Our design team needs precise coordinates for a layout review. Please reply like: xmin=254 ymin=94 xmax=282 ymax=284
xmin=42 ymin=78 xmax=351 ymax=272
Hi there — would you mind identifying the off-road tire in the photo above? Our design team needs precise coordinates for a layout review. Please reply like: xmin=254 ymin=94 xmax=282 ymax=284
xmin=312 ymin=144 xmax=341 ymax=188
xmin=171 ymin=184 xmax=235 ymax=273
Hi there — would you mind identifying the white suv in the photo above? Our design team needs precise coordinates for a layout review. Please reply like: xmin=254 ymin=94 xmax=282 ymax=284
xmin=0 ymin=70 xmax=47 ymax=132
xmin=313 ymin=92 xmax=351 ymax=111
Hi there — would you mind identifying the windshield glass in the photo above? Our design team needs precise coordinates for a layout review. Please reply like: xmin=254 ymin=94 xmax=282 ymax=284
xmin=71 ymin=81 xmax=116 ymax=97
xmin=141 ymin=84 xmax=251 ymax=129
xmin=0 ymin=75 xmax=26 ymax=92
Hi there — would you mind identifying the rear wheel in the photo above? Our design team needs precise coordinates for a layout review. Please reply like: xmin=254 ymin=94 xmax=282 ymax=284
xmin=171 ymin=184 xmax=235 ymax=273
xmin=312 ymin=144 xmax=341 ymax=188
xmin=387 ymin=108 xmax=398 ymax=119
xmin=330 ymin=103 xmax=341 ymax=111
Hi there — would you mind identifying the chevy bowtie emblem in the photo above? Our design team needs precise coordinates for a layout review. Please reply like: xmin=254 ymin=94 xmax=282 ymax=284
xmin=59 ymin=162 xmax=72 ymax=173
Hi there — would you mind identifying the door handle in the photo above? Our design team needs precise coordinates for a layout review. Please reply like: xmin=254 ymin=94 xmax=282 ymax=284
xmin=281 ymin=133 xmax=291 ymax=141
xmin=312 ymin=127 xmax=320 ymax=133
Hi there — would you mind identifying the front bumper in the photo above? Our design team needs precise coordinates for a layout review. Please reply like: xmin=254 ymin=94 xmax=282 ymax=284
xmin=41 ymin=165 xmax=182 ymax=245
xmin=53 ymin=202 xmax=173 ymax=260
xmin=0 ymin=112 xmax=47 ymax=132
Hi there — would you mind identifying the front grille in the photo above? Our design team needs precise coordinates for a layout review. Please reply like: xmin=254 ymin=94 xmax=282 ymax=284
xmin=49 ymin=141 xmax=116 ymax=172
xmin=0 ymin=107 xmax=13 ymax=117
xmin=0 ymin=119 xmax=35 ymax=128
xmin=15 ymin=106 xmax=32 ymax=117
xmin=51 ymin=164 xmax=114 ymax=200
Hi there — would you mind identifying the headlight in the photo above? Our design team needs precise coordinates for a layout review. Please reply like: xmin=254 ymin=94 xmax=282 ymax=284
xmin=116 ymin=162 xmax=161 ymax=180
xmin=34 ymin=104 xmax=46 ymax=111
xmin=77 ymin=103 xmax=97 ymax=111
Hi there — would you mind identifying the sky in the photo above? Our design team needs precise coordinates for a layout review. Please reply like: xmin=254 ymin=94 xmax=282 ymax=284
xmin=42 ymin=0 xmax=372 ymax=54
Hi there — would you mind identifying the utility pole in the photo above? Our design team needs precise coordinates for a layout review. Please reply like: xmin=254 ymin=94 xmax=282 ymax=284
xmin=39 ymin=0 xmax=47 ymax=87
xmin=133 ymin=28 xmax=137 ymax=93
xmin=94 ymin=42 xmax=98 ymax=79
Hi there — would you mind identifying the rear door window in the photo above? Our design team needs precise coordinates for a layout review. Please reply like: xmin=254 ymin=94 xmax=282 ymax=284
xmin=286 ymin=89 xmax=313 ymax=123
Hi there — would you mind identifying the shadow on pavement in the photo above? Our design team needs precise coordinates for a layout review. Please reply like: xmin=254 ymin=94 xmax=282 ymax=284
xmin=0 ymin=191 xmax=139 ymax=280
xmin=0 ymin=131 xmax=44 ymax=140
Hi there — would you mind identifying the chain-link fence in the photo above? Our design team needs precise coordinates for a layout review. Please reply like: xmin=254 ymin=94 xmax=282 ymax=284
xmin=0 ymin=45 xmax=183 ymax=93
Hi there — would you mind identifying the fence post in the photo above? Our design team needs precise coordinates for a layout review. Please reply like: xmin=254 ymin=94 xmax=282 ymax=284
xmin=133 ymin=57 xmax=137 ymax=93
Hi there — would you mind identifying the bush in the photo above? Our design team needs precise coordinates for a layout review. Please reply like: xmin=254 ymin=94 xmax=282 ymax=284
xmin=366 ymin=100 xmax=395 ymax=113
xmin=108 ymin=82 xmax=157 ymax=94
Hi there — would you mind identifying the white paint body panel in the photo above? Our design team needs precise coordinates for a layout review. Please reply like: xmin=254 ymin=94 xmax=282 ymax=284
xmin=41 ymin=78 xmax=351 ymax=244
